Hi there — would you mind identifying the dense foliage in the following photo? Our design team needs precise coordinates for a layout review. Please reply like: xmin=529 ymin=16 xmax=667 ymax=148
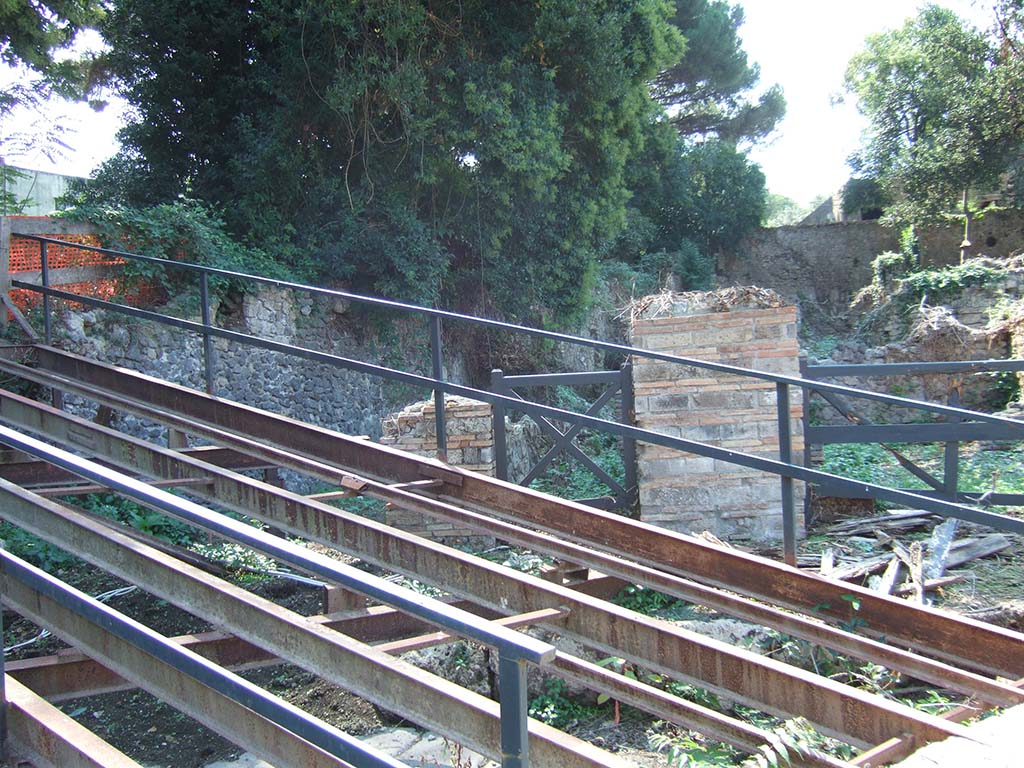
xmin=71 ymin=0 xmax=777 ymax=321
xmin=844 ymin=4 xmax=1022 ymax=224
xmin=0 ymin=0 xmax=105 ymax=100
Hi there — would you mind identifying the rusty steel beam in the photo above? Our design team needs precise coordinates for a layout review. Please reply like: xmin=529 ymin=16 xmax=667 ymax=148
xmin=7 ymin=631 xmax=851 ymax=768
xmin=0 ymin=446 xmax=267 ymax=488
xmin=0 ymin=481 xmax=623 ymax=768
xmin=4 ymin=675 xmax=143 ymax=768
xmin=1 ymin=391 xmax=1020 ymax=713
xmin=0 ymin=400 xmax=970 ymax=749
xmin=0 ymin=561 xmax=388 ymax=768
xmin=13 ymin=346 xmax=1024 ymax=679
xmin=6 ymin=607 xmax=555 ymax=701
xmin=6 ymin=604 xmax=428 ymax=702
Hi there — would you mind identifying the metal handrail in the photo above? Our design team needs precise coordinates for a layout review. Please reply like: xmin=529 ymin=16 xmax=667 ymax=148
xmin=9 ymin=234 xmax=1024 ymax=566
xmin=13 ymin=233 xmax=1024 ymax=427
xmin=0 ymin=424 xmax=552 ymax=768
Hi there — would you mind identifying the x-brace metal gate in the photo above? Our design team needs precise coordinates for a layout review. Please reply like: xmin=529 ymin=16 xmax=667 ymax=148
xmin=490 ymin=364 xmax=637 ymax=511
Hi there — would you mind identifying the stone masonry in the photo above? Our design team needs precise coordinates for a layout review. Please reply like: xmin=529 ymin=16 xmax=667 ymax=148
xmin=629 ymin=288 xmax=804 ymax=541
xmin=380 ymin=395 xmax=495 ymax=539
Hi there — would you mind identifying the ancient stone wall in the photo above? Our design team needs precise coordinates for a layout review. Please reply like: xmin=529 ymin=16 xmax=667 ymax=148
xmin=56 ymin=287 xmax=393 ymax=446
xmin=629 ymin=289 xmax=803 ymax=541
xmin=718 ymin=209 xmax=1024 ymax=308
xmin=380 ymin=396 xmax=494 ymax=539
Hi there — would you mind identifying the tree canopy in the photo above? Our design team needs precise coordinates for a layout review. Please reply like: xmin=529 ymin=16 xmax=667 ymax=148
xmin=73 ymin=0 xmax=776 ymax=321
xmin=0 ymin=0 xmax=105 ymax=107
xmin=844 ymin=4 xmax=1020 ymax=223
xmin=651 ymin=0 xmax=784 ymax=141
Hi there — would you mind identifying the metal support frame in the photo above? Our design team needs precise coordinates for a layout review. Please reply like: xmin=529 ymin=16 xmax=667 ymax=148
xmin=1 ymin=388 xmax=1016 ymax=749
xmin=5 ymin=351 xmax=1022 ymax=679
xmin=0 ymin=364 xmax=1022 ymax=763
xmin=490 ymin=368 xmax=636 ymax=510
xmin=4 ymin=388 xmax=1019 ymax=711
xmin=777 ymin=382 xmax=797 ymax=566
xmin=0 ymin=426 xmax=609 ymax=768
xmin=0 ymin=551 xmax=408 ymax=768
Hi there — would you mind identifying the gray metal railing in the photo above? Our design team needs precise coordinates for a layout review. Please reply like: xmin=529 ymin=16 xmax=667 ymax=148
xmin=803 ymin=359 xmax=1024 ymax=510
xmin=9 ymin=234 xmax=1024 ymax=567
xmin=0 ymin=424 xmax=554 ymax=768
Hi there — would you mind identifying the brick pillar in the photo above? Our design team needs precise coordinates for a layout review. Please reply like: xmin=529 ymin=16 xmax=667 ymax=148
xmin=379 ymin=395 xmax=494 ymax=540
xmin=629 ymin=289 xmax=803 ymax=542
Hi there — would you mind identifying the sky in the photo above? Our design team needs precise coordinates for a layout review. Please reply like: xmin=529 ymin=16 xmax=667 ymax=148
xmin=0 ymin=1 xmax=999 ymax=206
xmin=737 ymin=0 xmax=993 ymax=205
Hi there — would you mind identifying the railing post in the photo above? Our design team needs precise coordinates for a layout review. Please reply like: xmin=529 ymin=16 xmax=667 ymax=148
xmin=777 ymin=382 xmax=797 ymax=566
xmin=799 ymin=357 xmax=814 ymax=528
xmin=492 ymin=369 xmax=508 ymax=481
xmin=0 ymin=605 xmax=7 ymax=762
xmin=429 ymin=316 xmax=447 ymax=461
xmin=620 ymin=362 xmax=637 ymax=506
xmin=200 ymin=272 xmax=215 ymax=395
xmin=498 ymin=653 xmax=529 ymax=768
xmin=944 ymin=388 xmax=961 ymax=501
xmin=41 ymin=239 xmax=51 ymax=345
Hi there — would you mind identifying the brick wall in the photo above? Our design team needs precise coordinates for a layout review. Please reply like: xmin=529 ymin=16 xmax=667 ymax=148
xmin=629 ymin=290 xmax=803 ymax=541
xmin=380 ymin=395 xmax=494 ymax=540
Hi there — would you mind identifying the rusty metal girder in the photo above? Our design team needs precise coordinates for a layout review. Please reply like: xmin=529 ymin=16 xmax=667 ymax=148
xmin=0 ymin=391 xmax=971 ymax=750
xmin=0 ymin=480 xmax=623 ymax=768
xmin=3 ymin=675 xmax=143 ymax=768
xmin=12 ymin=346 xmax=1023 ymax=681
xmin=0 ymin=388 xmax=1021 ymax=711
xmin=0 ymin=561 xmax=378 ymax=768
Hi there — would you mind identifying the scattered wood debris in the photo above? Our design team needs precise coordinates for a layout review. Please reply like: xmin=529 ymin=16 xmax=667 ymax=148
xmin=625 ymin=286 xmax=785 ymax=322
xmin=806 ymin=513 xmax=1011 ymax=603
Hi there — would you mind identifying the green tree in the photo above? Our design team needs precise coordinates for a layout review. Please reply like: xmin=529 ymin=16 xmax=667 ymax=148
xmin=651 ymin=0 xmax=785 ymax=141
xmin=608 ymin=118 xmax=765 ymax=288
xmin=844 ymin=5 xmax=1017 ymax=225
xmin=88 ymin=0 xmax=685 ymax=318
xmin=1 ymin=0 xmax=106 ymax=109
xmin=1 ymin=0 xmax=107 ymax=165
xmin=763 ymin=193 xmax=809 ymax=227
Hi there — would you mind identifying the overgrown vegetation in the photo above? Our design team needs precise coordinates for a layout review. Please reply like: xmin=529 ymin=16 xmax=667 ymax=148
xmin=42 ymin=0 xmax=782 ymax=323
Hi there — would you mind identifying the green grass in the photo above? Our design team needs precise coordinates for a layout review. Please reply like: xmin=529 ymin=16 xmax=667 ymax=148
xmin=820 ymin=441 xmax=1024 ymax=504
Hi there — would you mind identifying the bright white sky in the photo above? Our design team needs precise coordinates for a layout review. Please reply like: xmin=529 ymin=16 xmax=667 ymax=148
xmin=737 ymin=0 xmax=993 ymax=205
xmin=0 ymin=1 xmax=997 ymax=206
